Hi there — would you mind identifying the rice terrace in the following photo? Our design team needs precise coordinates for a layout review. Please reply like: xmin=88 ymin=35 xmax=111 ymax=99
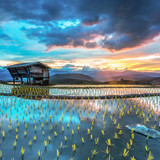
xmin=1 ymin=0 xmax=160 ymax=159
xmin=0 ymin=83 xmax=160 ymax=160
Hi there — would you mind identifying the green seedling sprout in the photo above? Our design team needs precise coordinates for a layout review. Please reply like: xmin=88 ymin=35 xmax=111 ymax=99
xmin=77 ymin=125 xmax=80 ymax=133
xmin=87 ymin=128 xmax=90 ymax=135
xmin=131 ymin=156 xmax=136 ymax=160
xmin=147 ymin=151 xmax=154 ymax=160
xmin=114 ymin=133 xmax=118 ymax=139
xmin=67 ymin=123 xmax=70 ymax=129
xmin=16 ymin=135 xmax=18 ymax=141
xmin=34 ymin=136 xmax=36 ymax=142
xmin=21 ymin=147 xmax=25 ymax=159
xmin=13 ymin=140 xmax=17 ymax=149
xmin=119 ymin=130 xmax=123 ymax=135
xmin=106 ymin=139 xmax=113 ymax=147
xmin=34 ymin=126 xmax=36 ymax=133
xmin=54 ymin=131 xmax=57 ymax=137
xmin=62 ymin=126 xmax=64 ymax=133
xmin=145 ymin=145 xmax=150 ymax=153
xmin=48 ymin=136 xmax=51 ymax=143
xmin=95 ymin=137 xmax=99 ymax=145
xmin=1 ymin=130 xmax=5 ymax=140
xmin=130 ymin=139 xmax=133 ymax=146
xmin=8 ymin=125 xmax=12 ymax=132
xmin=72 ymin=144 xmax=77 ymax=153
xmin=126 ymin=142 xmax=131 ymax=150
xmin=57 ymin=149 xmax=59 ymax=159
xmin=24 ymin=131 xmax=27 ymax=138
xmin=44 ymin=140 xmax=48 ymax=150
xmin=0 ymin=150 xmax=2 ymax=159
xmin=81 ymin=137 xmax=85 ymax=144
xmin=64 ymin=136 xmax=67 ymax=143
xmin=28 ymin=140 xmax=32 ymax=148
xmin=38 ymin=150 xmax=42 ymax=160
xmin=122 ymin=148 xmax=129 ymax=158
xmin=101 ymin=130 xmax=105 ymax=137
xmin=91 ymin=149 xmax=98 ymax=158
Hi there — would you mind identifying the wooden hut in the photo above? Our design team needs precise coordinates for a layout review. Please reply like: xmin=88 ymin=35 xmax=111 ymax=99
xmin=6 ymin=62 xmax=50 ymax=85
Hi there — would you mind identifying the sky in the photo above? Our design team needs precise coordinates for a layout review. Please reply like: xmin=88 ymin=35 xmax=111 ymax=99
xmin=0 ymin=0 xmax=160 ymax=71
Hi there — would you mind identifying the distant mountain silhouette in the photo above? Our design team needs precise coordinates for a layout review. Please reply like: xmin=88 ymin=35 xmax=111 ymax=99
xmin=1 ymin=67 xmax=160 ymax=85
xmin=50 ymin=73 xmax=93 ymax=84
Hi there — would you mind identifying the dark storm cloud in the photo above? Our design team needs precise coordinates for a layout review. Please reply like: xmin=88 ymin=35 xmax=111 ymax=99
xmin=1 ymin=0 xmax=160 ymax=51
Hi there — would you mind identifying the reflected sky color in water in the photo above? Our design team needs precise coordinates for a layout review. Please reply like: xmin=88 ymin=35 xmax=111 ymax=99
xmin=133 ymin=96 xmax=160 ymax=112
xmin=0 ymin=96 xmax=121 ymax=124
xmin=49 ymin=88 xmax=160 ymax=96
xmin=0 ymin=84 xmax=160 ymax=96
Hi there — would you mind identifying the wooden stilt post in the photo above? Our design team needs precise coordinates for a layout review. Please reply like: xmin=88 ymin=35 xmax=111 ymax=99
xmin=13 ymin=77 xmax=15 ymax=84
xmin=29 ymin=77 xmax=31 ymax=85
xmin=21 ymin=77 xmax=22 ymax=84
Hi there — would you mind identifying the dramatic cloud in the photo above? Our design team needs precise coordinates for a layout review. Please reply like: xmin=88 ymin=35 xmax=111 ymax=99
xmin=0 ymin=0 xmax=160 ymax=51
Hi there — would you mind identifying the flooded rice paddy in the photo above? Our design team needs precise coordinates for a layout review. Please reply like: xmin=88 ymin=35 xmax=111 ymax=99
xmin=0 ymin=86 xmax=160 ymax=160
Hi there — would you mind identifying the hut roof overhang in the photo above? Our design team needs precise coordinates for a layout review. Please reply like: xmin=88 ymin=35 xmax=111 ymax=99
xmin=5 ymin=62 xmax=50 ymax=69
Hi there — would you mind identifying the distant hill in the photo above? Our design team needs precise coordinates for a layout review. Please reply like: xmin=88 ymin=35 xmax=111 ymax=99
xmin=139 ymin=77 xmax=160 ymax=85
xmin=50 ymin=73 xmax=94 ymax=84
xmin=90 ymin=70 xmax=160 ymax=82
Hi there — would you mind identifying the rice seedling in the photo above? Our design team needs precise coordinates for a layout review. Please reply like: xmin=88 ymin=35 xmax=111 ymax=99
xmin=8 ymin=125 xmax=12 ymax=132
xmin=54 ymin=131 xmax=58 ymax=137
xmin=62 ymin=126 xmax=64 ymax=133
xmin=122 ymin=148 xmax=129 ymax=158
xmin=44 ymin=140 xmax=48 ymax=150
xmin=21 ymin=147 xmax=25 ymax=159
xmin=116 ymin=124 xmax=121 ymax=129
xmin=0 ymin=150 xmax=2 ymax=160
xmin=1 ymin=130 xmax=5 ymax=140
xmin=28 ymin=140 xmax=32 ymax=148
xmin=90 ymin=134 xmax=93 ymax=142
xmin=145 ymin=145 xmax=150 ymax=153
xmin=147 ymin=151 xmax=154 ymax=160
xmin=13 ymin=140 xmax=17 ymax=149
xmin=131 ymin=156 xmax=136 ymax=160
xmin=91 ymin=149 xmax=98 ymax=158
xmin=48 ymin=136 xmax=51 ymax=143
xmin=64 ymin=136 xmax=67 ymax=143
xmin=101 ymin=129 xmax=105 ymax=137
xmin=16 ymin=135 xmax=18 ymax=141
xmin=34 ymin=136 xmax=36 ymax=142
xmin=114 ymin=133 xmax=119 ymax=139
xmin=24 ymin=131 xmax=27 ymax=138
xmin=101 ymin=147 xmax=110 ymax=158
xmin=95 ymin=137 xmax=99 ymax=145
xmin=57 ymin=149 xmax=59 ymax=159
xmin=38 ymin=150 xmax=42 ymax=160
xmin=72 ymin=144 xmax=77 ymax=153
xmin=81 ymin=137 xmax=85 ymax=144
xmin=72 ymin=129 xmax=74 ymax=137
xmin=87 ymin=128 xmax=90 ymax=135
xmin=106 ymin=139 xmax=113 ymax=147
xmin=126 ymin=142 xmax=131 ymax=150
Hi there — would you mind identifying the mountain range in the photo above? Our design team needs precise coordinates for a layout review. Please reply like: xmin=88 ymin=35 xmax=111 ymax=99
xmin=0 ymin=67 xmax=160 ymax=84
